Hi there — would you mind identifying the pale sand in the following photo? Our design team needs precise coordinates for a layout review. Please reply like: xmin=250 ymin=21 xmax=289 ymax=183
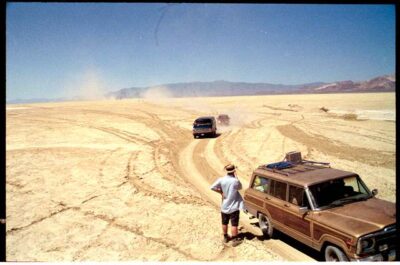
xmin=6 ymin=92 xmax=395 ymax=261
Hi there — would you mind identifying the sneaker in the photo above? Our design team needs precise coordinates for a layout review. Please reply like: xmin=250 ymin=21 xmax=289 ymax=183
xmin=223 ymin=235 xmax=231 ymax=244
xmin=231 ymin=237 xmax=243 ymax=247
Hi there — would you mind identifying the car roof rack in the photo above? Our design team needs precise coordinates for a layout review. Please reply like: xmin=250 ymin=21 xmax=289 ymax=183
xmin=258 ymin=152 xmax=331 ymax=176
xmin=301 ymin=159 xmax=330 ymax=167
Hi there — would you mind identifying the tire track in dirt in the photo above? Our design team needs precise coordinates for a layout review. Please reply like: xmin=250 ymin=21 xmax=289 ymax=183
xmin=15 ymin=114 xmax=192 ymax=191
xmin=51 ymin=108 xmax=197 ymax=193
xmin=193 ymin=139 xmax=221 ymax=183
xmin=22 ymin=110 xmax=206 ymax=207
xmin=114 ymin=151 xmax=212 ymax=260
xmin=298 ymin=120 xmax=395 ymax=145
xmin=262 ymin=105 xmax=298 ymax=112
xmin=178 ymin=139 xmax=241 ymax=260
xmin=76 ymin=109 xmax=187 ymax=187
xmin=214 ymin=131 xmax=233 ymax=166
xmin=124 ymin=151 xmax=209 ymax=207
xmin=243 ymin=116 xmax=268 ymax=130
xmin=98 ymin=148 xmax=122 ymax=179
xmin=6 ymin=205 xmax=80 ymax=235
xmin=13 ymin=116 xmax=154 ymax=147
xmin=204 ymin=137 xmax=252 ymax=189
xmin=213 ymin=130 xmax=251 ymax=182
xmin=72 ymin=209 xmax=197 ymax=261
xmin=255 ymin=129 xmax=273 ymax=159
xmin=277 ymin=124 xmax=395 ymax=168
xmin=222 ymin=129 xmax=250 ymax=168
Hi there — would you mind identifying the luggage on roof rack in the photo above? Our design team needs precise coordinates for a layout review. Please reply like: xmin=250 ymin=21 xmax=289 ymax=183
xmin=266 ymin=161 xmax=293 ymax=170
xmin=285 ymin=151 xmax=302 ymax=164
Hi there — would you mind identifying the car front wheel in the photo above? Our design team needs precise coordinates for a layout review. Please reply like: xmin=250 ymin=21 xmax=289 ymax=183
xmin=258 ymin=213 xmax=274 ymax=238
xmin=324 ymin=245 xmax=349 ymax=261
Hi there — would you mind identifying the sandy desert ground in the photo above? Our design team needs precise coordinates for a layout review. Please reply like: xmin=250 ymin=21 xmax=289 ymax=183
xmin=6 ymin=92 xmax=395 ymax=261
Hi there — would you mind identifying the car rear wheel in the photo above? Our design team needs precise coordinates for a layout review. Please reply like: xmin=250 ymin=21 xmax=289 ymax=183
xmin=324 ymin=245 xmax=349 ymax=261
xmin=258 ymin=213 xmax=274 ymax=238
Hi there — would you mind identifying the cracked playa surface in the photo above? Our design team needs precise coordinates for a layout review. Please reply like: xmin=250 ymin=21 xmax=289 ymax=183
xmin=6 ymin=93 xmax=395 ymax=261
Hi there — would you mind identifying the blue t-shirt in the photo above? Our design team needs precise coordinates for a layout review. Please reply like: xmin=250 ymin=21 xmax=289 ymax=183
xmin=210 ymin=175 xmax=244 ymax=214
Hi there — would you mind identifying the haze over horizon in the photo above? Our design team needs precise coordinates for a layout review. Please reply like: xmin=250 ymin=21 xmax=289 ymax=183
xmin=6 ymin=3 xmax=395 ymax=101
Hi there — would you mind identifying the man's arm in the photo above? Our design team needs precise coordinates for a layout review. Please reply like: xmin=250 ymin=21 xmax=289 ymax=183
xmin=235 ymin=179 xmax=242 ymax=190
xmin=210 ymin=178 xmax=223 ymax=195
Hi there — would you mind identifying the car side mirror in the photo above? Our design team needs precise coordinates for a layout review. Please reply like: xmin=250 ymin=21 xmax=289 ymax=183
xmin=299 ymin=206 xmax=308 ymax=215
xmin=372 ymin=189 xmax=378 ymax=196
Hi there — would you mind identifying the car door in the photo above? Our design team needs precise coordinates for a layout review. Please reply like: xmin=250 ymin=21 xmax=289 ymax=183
xmin=282 ymin=184 xmax=313 ymax=245
xmin=264 ymin=179 xmax=288 ymax=227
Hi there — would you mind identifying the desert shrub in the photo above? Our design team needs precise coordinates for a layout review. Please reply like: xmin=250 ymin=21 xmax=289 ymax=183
xmin=320 ymin=107 xmax=329 ymax=112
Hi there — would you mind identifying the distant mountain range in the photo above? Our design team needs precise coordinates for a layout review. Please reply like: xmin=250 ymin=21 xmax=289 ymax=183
xmin=106 ymin=74 xmax=395 ymax=99
xmin=7 ymin=74 xmax=395 ymax=104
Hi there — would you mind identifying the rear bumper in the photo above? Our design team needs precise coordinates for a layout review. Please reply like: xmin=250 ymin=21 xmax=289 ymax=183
xmin=193 ymin=130 xmax=213 ymax=135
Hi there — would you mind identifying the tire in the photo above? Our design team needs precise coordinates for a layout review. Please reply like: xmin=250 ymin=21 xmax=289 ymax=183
xmin=258 ymin=213 xmax=274 ymax=238
xmin=324 ymin=245 xmax=349 ymax=261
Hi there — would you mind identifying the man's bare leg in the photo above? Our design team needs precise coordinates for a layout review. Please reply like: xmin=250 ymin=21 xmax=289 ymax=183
xmin=222 ymin=224 xmax=231 ymax=243
xmin=231 ymin=226 xmax=242 ymax=247
xmin=231 ymin=226 xmax=238 ymax=237
xmin=222 ymin=224 xmax=228 ymax=235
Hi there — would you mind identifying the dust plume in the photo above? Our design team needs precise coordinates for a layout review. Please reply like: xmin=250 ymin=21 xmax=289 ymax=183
xmin=178 ymin=99 xmax=261 ymax=133
xmin=63 ymin=69 xmax=107 ymax=101
xmin=216 ymin=106 xmax=261 ymax=133
xmin=140 ymin=86 xmax=174 ymax=103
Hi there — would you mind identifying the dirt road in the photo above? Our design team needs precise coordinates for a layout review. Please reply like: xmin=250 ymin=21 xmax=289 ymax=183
xmin=6 ymin=93 xmax=395 ymax=261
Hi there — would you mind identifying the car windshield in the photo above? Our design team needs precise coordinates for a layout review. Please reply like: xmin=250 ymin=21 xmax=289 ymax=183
xmin=309 ymin=175 xmax=372 ymax=209
xmin=194 ymin=123 xmax=211 ymax=129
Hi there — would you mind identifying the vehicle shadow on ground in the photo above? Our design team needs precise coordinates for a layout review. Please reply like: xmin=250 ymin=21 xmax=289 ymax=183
xmin=247 ymin=223 xmax=324 ymax=261
xmin=195 ymin=133 xmax=221 ymax=139
xmin=237 ymin=231 xmax=265 ymax=241
xmin=273 ymin=230 xmax=324 ymax=261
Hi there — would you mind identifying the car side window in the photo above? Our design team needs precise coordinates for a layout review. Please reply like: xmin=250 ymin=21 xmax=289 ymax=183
xmin=252 ymin=175 xmax=269 ymax=193
xmin=270 ymin=180 xmax=287 ymax=200
xmin=289 ymin=185 xmax=309 ymax=207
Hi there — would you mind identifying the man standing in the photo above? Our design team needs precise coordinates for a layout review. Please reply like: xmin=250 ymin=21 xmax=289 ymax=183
xmin=210 ymin=164 xmax=244 ymax=247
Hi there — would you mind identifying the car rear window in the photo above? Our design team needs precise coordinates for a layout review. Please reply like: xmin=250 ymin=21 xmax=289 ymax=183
xmin=194 ymin=124 xmax=211 ymax=129
xmin=195 ymin=118 xmax=212 ymax=123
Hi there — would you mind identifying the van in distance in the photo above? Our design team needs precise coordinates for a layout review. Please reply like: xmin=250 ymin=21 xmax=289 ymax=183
xmin=192 ymin=116 xmax=217 ymax=138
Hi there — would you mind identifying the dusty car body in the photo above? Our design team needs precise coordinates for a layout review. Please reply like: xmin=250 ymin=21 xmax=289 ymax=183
xmin=244 ymin=151 xmax=396 ymax=261
xmin=192 ymin=116 xmax=217 ymax=138
xmin=217 ymin=114 xmax=230 ymax=126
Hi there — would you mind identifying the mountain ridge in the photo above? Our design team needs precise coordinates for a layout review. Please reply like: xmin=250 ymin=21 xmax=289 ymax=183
xmin=107 ymin=74 xmax=395 ymax=99
xmin=7 ymin=74 xmax=395 ymax=104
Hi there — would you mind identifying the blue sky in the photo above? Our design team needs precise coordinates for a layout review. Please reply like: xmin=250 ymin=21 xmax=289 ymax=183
xmin=6 ymin=3 xmax=395 ymax=100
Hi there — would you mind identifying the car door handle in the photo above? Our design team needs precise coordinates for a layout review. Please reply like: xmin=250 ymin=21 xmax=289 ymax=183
xmin=284 ymin=203 xmax=290 ymax=207
xmin=265 ymin=196 xmax=271 ymax=200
